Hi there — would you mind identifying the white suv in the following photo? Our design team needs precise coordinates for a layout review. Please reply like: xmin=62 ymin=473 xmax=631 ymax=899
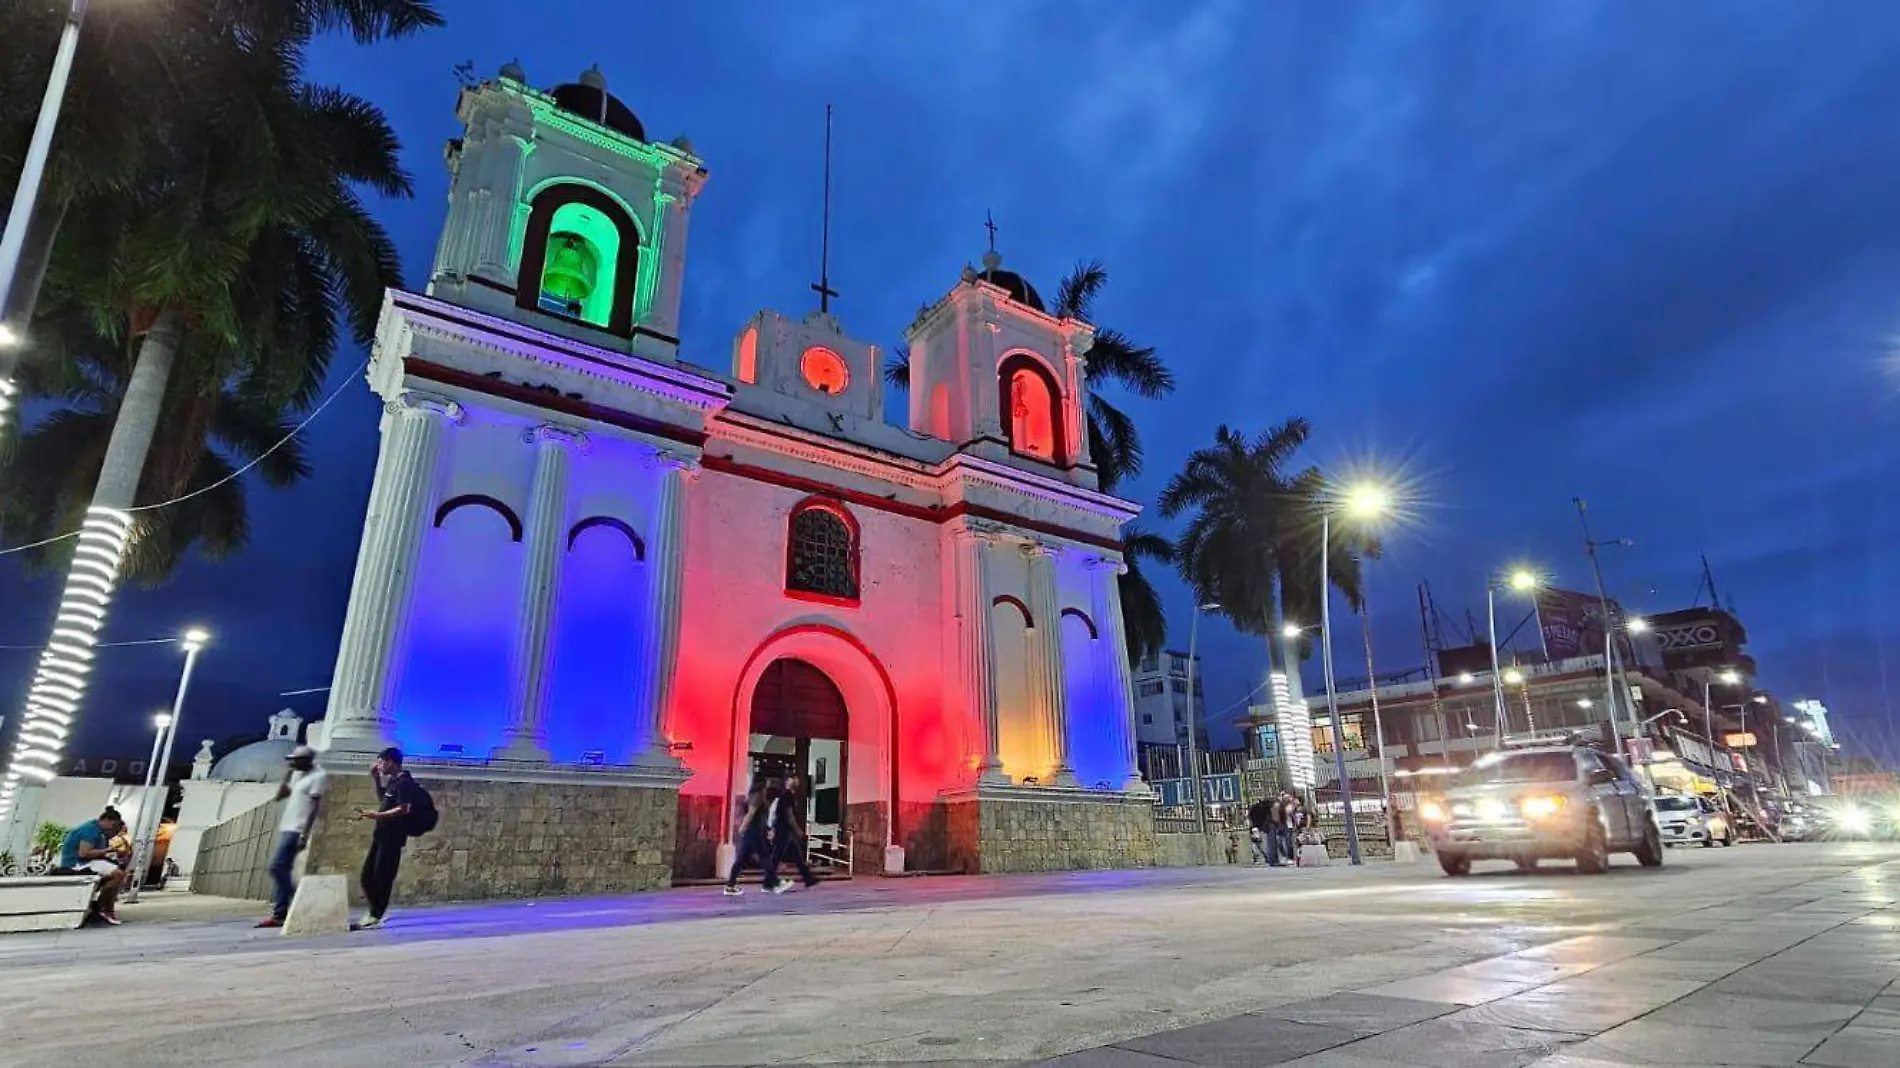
xmin=1654 ymin=794 xmax=1734 ymax=847
xmin=1420 ymin=741 xmax=1665 ymax=876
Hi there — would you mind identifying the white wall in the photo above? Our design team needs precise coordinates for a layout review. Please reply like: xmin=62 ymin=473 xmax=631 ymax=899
xmin=169 ymin=780 xmax=282 ymax=878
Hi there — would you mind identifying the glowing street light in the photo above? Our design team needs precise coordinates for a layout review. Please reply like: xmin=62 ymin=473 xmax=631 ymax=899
xmin=125 ymin=627 xmax=209 ymax=904
xmin=1486 ymin=567 xmax=1541 ymax=743
xmin=1503 ymin=668 xmax=1526 ymax=686
xmin=1626 ymin=617 xmax=1650 ymax=634
xmin=1318 ymin=479 xmax=1399 ymax=866
xmin=1456 ymin=671 xmax=1476 ymax=684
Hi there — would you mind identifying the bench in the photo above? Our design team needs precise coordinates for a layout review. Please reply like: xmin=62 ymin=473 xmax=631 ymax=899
xmin=0 ymin=875 xmax=100 ymax=933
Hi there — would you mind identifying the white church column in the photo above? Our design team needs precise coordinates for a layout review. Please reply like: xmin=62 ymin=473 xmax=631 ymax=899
xmin=630 ymin=450 xmax=694 ymax=765
xmin=953 ymin=522 xmax=1008 ymax=784
xmin=1024 ymin=541 xmax=1076 ymax=787
xmin=496 ymin=425 xmax=584 ymax=760
xmin=324 ymin=392 xmax=463 ymax=756
xmin=1090 ymin=555 xmax=1145 ymax=791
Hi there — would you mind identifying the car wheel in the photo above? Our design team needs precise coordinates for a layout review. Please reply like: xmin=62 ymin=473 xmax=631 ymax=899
xmin=1576 ymin=816 xmax=1610 ymax=874
xmin=1720 ymin=831 xmax=1734 ymax=847
xmin=1701 ymin=832 xmax=1716 ymax=848
xmin=1635 ymin=818 xmax=1665 ymax=869
xmin=1439 ymin=851 xmax=1472 ymax=877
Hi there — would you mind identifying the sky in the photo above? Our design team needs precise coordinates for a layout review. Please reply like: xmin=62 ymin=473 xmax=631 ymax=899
xmin=6 ymin=0 xmax=1900 ymax=764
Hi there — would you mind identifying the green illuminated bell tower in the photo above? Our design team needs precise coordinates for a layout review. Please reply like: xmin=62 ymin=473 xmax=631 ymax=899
xmin=428 ymin=61 xmax=707 ymax=364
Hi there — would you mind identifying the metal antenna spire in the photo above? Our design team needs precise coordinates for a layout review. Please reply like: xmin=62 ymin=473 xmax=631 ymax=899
xmin=810 ymin=103 xmax=838 ymax=314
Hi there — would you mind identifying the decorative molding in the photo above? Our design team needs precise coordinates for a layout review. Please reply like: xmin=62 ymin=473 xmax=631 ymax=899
xmin=391 ymin=391 xmax=466 ymax=424
xmin=991 ymin=594 xmax=1033 ymax=628
xmin=1060 ymin=607 xmax=1100 ymax=640
xmin=433 ymin=494 xmax=525 ymax=542
xmin=566 ymin=515 xmax=645 ymax=559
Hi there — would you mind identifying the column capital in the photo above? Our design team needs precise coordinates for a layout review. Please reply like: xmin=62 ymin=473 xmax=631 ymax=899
xmin=1021 ymin=539 xmax=1061 ymax=562
xmin=389 ymin=391 xmax=465 ymax=425
xmin=950 ymin=518 xmax=1008 ymax=545
xmin=522 ymin=423 xmax=589 ymax=453
xmin=1082 ymin=553 xmax=1127 ymax=576
xmin=644 ymin=448 xmax=701 ymax=479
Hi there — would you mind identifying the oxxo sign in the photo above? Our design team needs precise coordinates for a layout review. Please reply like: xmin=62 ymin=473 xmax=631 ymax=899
xmin=1656 ymin=621 xmax=1721 ymax=651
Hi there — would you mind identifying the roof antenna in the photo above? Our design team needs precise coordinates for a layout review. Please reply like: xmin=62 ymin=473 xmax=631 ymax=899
xmin=810 ymin=103 xmax=839 ymax=314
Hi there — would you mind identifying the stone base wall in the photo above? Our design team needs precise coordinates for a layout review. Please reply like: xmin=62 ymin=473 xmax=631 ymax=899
xmin=844 ymin=802 xmax=886 ymax=875
xmin=938 ymin=787 xmax=1158 ymax=874
xmin=673 ymin=794 xmax=726 ymax=881
xmin=306 ymin=768 xmax=680 ymax=905
xmin=1154 ymin=828 xmax=1238 ymax=868
xmin=190 ymin=799 xmax=287 ymax=901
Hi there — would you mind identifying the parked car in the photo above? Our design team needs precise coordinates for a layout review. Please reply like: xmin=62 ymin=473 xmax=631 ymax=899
xmin=1418 ymin=735 xmax=1665 ymax=876
xmin=1654 ymin=794 xmax=1734 ymax=847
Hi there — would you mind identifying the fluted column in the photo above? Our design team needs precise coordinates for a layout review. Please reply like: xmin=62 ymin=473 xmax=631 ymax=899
xmin=631 ymin=450 xmax=695 ymax=765
xmin=952 ymin=523 xmax=1008 ymax=784
xmin=1024 ymin=542 xmax=1076 ymax=787
xmin=1090 ymin=556 xmax=1145 ymax=791
xmin=496 ymin=425 xmax=585 ymax=760
xmin=325 ymin=392 xmax=464 ymax=755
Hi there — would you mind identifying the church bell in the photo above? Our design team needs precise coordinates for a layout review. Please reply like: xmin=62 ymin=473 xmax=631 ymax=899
xmin=540 ymin=232 xmax=599 ymax=310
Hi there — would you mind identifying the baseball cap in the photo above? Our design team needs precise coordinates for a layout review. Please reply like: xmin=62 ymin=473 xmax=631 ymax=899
xmin=287 ymin=745 xmax=318 ymax=761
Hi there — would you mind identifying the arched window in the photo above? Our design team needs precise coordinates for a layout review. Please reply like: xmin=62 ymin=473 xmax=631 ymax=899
xmin=786 ymin=499 xmax=860 ymax=604
xmin=800 ymin=346 xmax=850 ymax=395
xmin=999 ymin=353 xmax=1063 ymax=464
xmin=515 ymin=184 xmax=641 ymax=335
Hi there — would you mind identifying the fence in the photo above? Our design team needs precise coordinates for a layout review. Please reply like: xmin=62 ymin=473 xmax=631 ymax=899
xmin=190 ymin=799 xmax=285 ymax=901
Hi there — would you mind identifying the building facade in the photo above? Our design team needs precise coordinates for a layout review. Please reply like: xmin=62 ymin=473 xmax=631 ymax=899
xmin=1132 ymin=650 xmax=1204 ymax=748
xmin=304 ymin=64 xmax=1154 ymax=899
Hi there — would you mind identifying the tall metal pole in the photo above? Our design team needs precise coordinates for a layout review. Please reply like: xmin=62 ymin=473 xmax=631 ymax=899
xmin=1573 ymin=500 xmax=1628 ymax=757
xmin=125 ymin=638 xmax=203 ymax=904
xmin=1320 ymin=512 xmax=1363 ymax=864
xmin=0 ymin=0 xmax=89 ymax=433
xmin=1701 ymin=677 xmax=1720 ymax=795
xmin=1359 ymin=580 xmax=1391 ymax=831
xmin=1183 ymin=608 xmax=1207 ymax=835
xmin=1485 ymin=586 xmax=1509 ymax=744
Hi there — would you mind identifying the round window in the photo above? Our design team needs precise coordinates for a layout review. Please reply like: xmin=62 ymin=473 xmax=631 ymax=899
xmin=800 ymin=347 xmax=850 ymax=395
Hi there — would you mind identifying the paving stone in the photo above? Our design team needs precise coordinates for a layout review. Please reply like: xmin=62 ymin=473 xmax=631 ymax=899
xmin=1799 ymin=1024 xmax=1900 ymax=1068
xmin=1645 ymin=989 xmax=1862 ymax=1037
xmin=1575 ymin=1018 xmax=1828 ymax=1066
xmin=1334 ymin=1018 xmax=1586 ymax=1068
xmin=1359 ymin=971 xmax=1541 ymax=1007
xmin=1445 ymin=977 xmax=1700 ymax=1035
xmin=1115 ymin=1017 xmax=1363 ymax=1066
xmin=1256 ymin=993 xmax=1454 ymax=1034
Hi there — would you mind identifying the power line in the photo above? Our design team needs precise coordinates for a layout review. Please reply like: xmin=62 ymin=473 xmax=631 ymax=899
xmin=0 ymin=356 xmax=368 ymax=557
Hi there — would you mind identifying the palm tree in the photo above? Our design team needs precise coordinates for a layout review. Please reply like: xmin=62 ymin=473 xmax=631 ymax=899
xmin=1117 ymin=525 xmax=1176 ymax=665
xmin=1158 ymin=419 xmax=1370 ymax=684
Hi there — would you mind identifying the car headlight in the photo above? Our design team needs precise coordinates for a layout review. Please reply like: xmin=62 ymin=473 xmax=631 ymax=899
xmin=1419 ymin=800 xmax=1448 ymax=823
xmin=1837 ymin=805 xmax=1871 ymax=833
xmin=1520 ymin=795 xmax=1567 ymax=819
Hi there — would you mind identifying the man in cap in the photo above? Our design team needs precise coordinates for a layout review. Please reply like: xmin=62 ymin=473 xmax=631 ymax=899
xmin=257 ymin=744 xmax=326 ymax=928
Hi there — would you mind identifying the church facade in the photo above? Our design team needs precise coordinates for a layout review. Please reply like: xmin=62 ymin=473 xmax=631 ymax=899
xmin=308 ymin=64 xmax=1156 ymax=897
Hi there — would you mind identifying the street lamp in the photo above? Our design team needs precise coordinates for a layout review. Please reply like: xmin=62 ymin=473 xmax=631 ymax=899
xmin=124 ymin=627 xmax=209 ymax=904
xmin=0 ymin=0 xmax=92 ymax=437
xmin=1699 ymin=668 xmax=1742 ymax=793
xmin=1486 ymin=568 xmax=1539 ymax=745
xmin=1183 ymin=602 xmax=1219 ymax=836
xmin=1319 ymin=479 xmax=1395 ymax=866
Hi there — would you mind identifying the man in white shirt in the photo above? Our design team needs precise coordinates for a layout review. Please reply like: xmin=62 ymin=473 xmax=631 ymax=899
xmin=257 ymin=745 xmax=326 ymax=928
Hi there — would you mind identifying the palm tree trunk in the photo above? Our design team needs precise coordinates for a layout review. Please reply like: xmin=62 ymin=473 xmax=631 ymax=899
xmin=92 ymin=305 xmax=182 ymax=509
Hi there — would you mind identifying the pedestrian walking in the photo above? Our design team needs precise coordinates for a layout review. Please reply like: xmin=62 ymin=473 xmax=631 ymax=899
xmin=1246 ymin=795 xmax=1279 ymax=866
xmin=766 ymin=774 xmax=820 ymax=893
xmin=723 ymin=780 xmax=780 ymax=897
xmin=355 ymin=747 xmax=423 ymax=929
xmin=257 ymin=745 xmax=326 ymax=928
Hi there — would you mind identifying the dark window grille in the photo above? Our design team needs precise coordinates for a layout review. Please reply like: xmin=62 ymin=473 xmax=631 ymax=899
xmin=788 ymin=506 xmax=859 ymax=600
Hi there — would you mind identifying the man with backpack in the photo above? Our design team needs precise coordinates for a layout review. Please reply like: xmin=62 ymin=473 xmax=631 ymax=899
xmin=354 ymin=746 xmax=434 ymax=928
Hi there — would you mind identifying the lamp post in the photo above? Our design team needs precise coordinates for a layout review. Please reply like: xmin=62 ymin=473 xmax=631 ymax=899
xmin=1700 ymin=668 xmax=1741 ymax=801
xmin=124 ymin=627 xmax=208 ymax=904
xmin=1182 ymin=602 xmax=1219 ymax=836
xmin=1486 ymin=569 xmax=1539 ymax=745
xmin=1317 ymin=482 xmax=1392 ymax=866
xmin=0 ymin=0 xmax=92 ymax=436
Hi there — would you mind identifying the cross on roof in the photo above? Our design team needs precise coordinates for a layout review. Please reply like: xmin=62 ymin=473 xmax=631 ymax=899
xmin=984 ymin=210 xmax=998 ymax=252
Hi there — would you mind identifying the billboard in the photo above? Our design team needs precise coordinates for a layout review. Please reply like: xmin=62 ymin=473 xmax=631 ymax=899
xmin=1535 ymin=587 xmax=1615 ymax=661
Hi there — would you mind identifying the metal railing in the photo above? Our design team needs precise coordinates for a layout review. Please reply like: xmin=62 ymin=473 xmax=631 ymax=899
xmin=805 ymin=830 xmax=854 ymax=877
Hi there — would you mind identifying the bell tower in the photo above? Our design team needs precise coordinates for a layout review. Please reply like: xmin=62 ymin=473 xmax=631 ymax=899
xmin=903 ymin=248 xmax=1097 ymax=488
xmin=427 ymin=61 xmax=707 ymax=364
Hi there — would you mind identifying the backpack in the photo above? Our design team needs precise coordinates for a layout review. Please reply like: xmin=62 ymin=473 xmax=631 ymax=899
xmin=404 ymin=778 xmax=439 ymax=838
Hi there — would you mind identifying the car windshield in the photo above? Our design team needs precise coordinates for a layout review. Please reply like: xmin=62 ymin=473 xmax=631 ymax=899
xmin=1653 ymin=797 xmax=1699 ymax=812
xmin=1454 ymin=752 xmax=1574 ymax=789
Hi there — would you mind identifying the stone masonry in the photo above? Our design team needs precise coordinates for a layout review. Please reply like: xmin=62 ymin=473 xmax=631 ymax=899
xmin=306 ymin=768 xmax=681 ymax=905
xmin=942 ymin=786 xmax=1158 ymax=874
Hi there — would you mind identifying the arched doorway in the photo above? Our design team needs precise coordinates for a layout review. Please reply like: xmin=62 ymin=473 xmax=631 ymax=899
xmin=748 ymin=658 xmax=848 ymax=837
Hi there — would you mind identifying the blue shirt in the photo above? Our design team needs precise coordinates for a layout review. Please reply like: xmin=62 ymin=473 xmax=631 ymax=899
xmin=59 ymin=820 xmax=109 ymax=869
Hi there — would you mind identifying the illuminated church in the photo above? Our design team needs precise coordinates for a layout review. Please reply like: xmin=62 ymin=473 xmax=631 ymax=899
xmin=308 ymin=63 xmax=1153 ymax=895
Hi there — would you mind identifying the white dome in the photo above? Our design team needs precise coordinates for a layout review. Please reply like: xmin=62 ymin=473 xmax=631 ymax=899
xmin=209 ymin=709 xmax=305 ymax=782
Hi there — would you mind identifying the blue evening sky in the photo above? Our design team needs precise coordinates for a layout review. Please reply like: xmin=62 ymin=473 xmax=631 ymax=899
xmin=6 ymin=1 xmax=1900 ymax=763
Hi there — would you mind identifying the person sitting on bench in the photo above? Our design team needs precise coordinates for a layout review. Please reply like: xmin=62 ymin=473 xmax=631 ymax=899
xmin=52 ymin=807 xmax=129 ymax=926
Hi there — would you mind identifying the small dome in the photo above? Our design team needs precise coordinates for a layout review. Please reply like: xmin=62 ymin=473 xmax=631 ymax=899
xmin=972 ymin=251 xmax=1045 ymax=312
xmin=499 ymin=59 xmax=526 ymax=83
xmin=210 ymin=737 xmax=298 ymax=783
xmin=549 ymin=68 xmax=646 ymax=141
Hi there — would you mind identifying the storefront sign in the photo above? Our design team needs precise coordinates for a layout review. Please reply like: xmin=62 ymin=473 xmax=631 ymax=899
xmin=1724 ymin=732 xmax=1757 ymax=749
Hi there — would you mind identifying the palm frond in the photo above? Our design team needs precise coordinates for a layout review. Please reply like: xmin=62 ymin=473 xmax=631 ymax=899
xmin=883 ymin=344 xmax=911 ymax=390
